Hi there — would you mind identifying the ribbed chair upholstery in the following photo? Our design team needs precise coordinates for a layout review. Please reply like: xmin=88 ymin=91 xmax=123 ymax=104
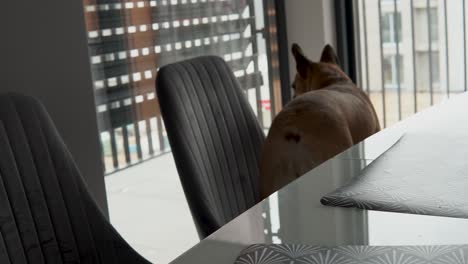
xmin=0 ymin=93 xmax=150 ymax=264
xmin=156 ymin=56 xmax=265 ymax=238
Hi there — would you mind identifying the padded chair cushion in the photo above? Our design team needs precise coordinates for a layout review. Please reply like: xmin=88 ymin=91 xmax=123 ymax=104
xmin=0 ymin=93 xmax=149 ymax=263
xmin=236 ymin=244 xmax=468 ymax=264
xmin=156 ymin=56 xmax=265 ymax=238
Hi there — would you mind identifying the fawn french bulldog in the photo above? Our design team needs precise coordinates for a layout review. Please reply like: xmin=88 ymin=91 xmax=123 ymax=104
xmin=260 ymin=44 xmax=380 ymax=199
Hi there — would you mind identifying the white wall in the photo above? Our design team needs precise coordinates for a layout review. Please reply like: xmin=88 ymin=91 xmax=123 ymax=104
xmin=285 ymin=0 xmax=337 ymax=82
xmin=0 ymin=0 xmax=108 ymax=215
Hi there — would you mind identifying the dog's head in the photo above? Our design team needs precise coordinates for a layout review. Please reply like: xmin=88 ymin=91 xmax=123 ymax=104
xmin=291 ymin=44 xmax=351 ymax=97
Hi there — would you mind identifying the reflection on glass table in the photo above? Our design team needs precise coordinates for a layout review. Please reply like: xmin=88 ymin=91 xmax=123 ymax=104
xmin=171 ymin=93 xmax=468 ymax=264
xmin=173 ymin=157 xmax=468 ymax=263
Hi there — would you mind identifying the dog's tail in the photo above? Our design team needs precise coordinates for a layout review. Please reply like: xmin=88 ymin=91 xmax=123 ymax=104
xmin=259 ymin=125 xmax=316 ymax=199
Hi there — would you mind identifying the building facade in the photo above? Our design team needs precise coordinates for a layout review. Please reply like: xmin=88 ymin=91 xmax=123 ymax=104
xmin=358 ymin=0 xmax=466 ymax=127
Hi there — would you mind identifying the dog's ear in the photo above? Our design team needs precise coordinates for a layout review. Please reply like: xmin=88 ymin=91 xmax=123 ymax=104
xmin=292 ymin=43 xmax=309 ymax=78
xmin=320 ymin=44 xmax=340 ymax=66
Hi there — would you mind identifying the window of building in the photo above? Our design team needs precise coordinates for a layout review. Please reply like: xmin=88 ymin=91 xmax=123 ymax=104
xmin=383 ymin=54 xmax=404 ymax=88
xmin=430 ymin=8 xmax=439 ymax=42
xmin=431 ymin=51 xmax=440 ymax=85
xmin=382 ymin=12 xmax=402 ymax=44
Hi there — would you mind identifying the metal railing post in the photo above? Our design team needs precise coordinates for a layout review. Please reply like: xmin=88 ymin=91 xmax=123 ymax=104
xmin=427 ymin=0 xmax=434 ymax=105
xmin=444 ymin=0 xmax=450 ymax=97
xmin=394 ymin=0 xmax=402 ymax=120
xmin=464 ymin=0 xmax=467 ymax=92
xmin=411 ymin=0 xmax=418 ymax=113
xmin=378 ymin=0 xmax=387 ymax=127
xmin=362 ymin=0 xmax=370 ymax=95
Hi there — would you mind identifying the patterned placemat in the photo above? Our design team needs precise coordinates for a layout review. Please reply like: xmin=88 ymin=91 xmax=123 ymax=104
xmin=321 ymin=133 xmax=468 ymax=219
xmin=235 ymin=244 xmax=468 ymax=264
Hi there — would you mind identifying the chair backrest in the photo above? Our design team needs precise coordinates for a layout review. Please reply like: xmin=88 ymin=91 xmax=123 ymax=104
xmin=156 ymin=56 xmax=265 ymax=238
xmin=0 ymin=93 xmax=149 ymax=264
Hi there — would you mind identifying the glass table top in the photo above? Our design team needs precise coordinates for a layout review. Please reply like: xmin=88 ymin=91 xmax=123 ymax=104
xmin=171 ymin=93 xmax=468 ymax=264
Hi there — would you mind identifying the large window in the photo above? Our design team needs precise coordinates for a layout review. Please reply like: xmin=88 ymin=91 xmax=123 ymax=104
xmin=82 ymin=0 xmax=283 ymax=174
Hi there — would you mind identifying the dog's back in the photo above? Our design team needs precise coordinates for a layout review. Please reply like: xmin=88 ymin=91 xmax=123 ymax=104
xmin=259 ymin=44 xmax=380 ymax=199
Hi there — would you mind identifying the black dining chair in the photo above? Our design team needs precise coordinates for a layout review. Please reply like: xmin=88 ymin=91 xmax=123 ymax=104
xmin=0 ymin=93 xmax=150 ymax=264
xmin=156 ymin=56 xmax=265 ymax=238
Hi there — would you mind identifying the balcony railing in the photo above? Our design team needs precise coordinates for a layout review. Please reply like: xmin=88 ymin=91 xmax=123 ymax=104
xmin=356 ymin=0 xmax=466 ymax=128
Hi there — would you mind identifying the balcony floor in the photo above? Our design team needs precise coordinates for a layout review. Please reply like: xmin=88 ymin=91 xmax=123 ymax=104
xmin=105 ymin=153 xmax=199 ymax=263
